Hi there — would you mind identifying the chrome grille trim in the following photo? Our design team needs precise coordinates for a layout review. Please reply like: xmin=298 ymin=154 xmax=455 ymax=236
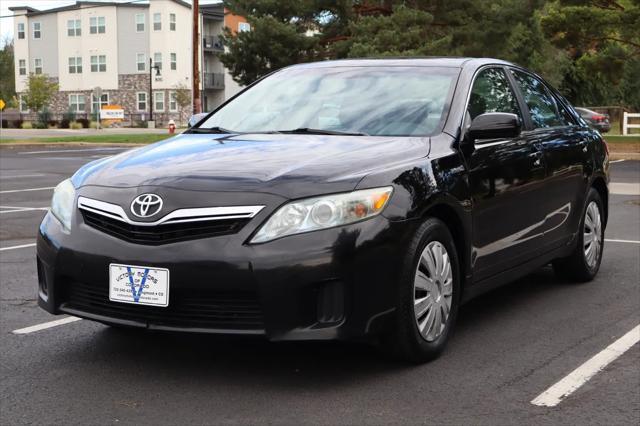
xmin=77 ymin=196 xmax=264 ymax=227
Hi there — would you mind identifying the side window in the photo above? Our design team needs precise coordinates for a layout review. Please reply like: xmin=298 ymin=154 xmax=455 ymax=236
xmin=554 ymin=96 xmax=577 ymax=127
xmin=511 ymin=71 xmax=563 ymax=129
xmin=468 ymin=68 xmax=521 ymax=121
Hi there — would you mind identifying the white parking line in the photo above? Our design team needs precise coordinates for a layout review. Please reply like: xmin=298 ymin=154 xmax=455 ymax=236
xmin=0 ymin=206 xmax=48 ymax=214
xmin=12 ymin=316 xmax=82 ymax=335
xmin=0 ymin=186 xmax=55 ymax=194
xmin=531 ymin=324 xmax=640 ymax=407
xmin=0 ymin=243 xmax=36 ymax=251
xmin=605 ymin=239 xmax=640 ymax=244
xmin=610 ymin=182 xmax=640 ymax=196
xmin=0 ymin=174 xmax=45 ymax=179
xmin=609 ymin=159 xmax=625 ymax=164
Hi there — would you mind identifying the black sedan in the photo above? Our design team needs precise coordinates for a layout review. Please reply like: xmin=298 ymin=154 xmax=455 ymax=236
xmin=37 ymin=58 xmax=609 ymax=362
xmin=575 ymin=107 xmax=612 ymax=133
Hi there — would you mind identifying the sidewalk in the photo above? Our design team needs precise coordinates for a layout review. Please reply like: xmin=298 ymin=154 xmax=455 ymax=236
xmin=0 ymin=128 xmax=172 ymax=139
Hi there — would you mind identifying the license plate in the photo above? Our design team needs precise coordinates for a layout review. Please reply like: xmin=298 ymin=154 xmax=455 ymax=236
xmin=109 ymin=263 xmax=169 ymax=307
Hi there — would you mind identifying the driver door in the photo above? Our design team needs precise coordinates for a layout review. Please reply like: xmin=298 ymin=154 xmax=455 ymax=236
xmin=463 ymin=67 xmax=548 ymax=281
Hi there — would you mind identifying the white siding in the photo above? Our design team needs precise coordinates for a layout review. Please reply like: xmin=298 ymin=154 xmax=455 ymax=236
xmin=57 ymin=5 xmax=119 ymax=91
xmin=13 ymin=13 xmax=30 ymax=92
xmin=148 ymin=0 xmax=191 ymax=90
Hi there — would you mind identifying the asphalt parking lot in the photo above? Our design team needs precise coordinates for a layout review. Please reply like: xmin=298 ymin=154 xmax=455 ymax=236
xmin=1 ymin=146 xmax=638 ymax=425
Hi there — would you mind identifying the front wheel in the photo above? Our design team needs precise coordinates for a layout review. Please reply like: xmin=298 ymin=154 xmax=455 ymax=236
xmin=381 ymin=218 xmax=461 ymax=363
xmin=553 ymin=188 xmax=605 ymax=282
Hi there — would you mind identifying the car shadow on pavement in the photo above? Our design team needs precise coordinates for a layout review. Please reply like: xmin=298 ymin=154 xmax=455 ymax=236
xmin=53 ymin=265 xmax=579 ymax=388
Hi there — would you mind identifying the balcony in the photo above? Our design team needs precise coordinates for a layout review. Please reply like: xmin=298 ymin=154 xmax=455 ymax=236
xmin=203 ymin=35 xmax=224 ymax=52
xmin=203 ymin=72 xmax=225 ymax=90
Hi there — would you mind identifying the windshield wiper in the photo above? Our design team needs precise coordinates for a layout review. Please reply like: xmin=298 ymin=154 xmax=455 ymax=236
xmin=188 ymin=126 xmax=241 ymax=134
xmin=277 ymin=128 xmax=369 ymax=136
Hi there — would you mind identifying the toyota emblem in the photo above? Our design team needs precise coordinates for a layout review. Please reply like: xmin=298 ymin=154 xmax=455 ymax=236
xmin=130 ymin=194 xmax=163 ymax=218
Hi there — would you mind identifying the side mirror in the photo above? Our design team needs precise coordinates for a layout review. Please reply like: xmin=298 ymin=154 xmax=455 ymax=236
xmin=467 ymin=112 xmax=522 ymax=141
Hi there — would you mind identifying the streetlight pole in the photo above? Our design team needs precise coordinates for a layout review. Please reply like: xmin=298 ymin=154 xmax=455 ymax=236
xmin=149 ymin=58 xmax=161 ymax=123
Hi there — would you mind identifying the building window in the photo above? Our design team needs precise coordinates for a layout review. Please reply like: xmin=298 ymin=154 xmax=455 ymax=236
xmin=170 ymin=13 xmax=176 ymax=31
xmin=136 ymin=53 xmax=146 ymax=72
xmin=169 ymin=92 xmax=178 ymax=112
xmin=18 ymin=59 xmax=26 ymax=75
xmin=238 ymin=22 xmax=251 ymax=32
xmin=69 ymin=94 xmax=86 ymax=112
xmin=68 ymin=57 xmax=82 ymax=74
xmin=18 ymin=23 xmax=25 ymax=39
xmin=153 ymin=13 xmax=161 ymax=31
xmin=19 ymin=94 xmax=29 ymax=112
xmin=33 ymin=22 xmax=41 ymax=39
xmin=67 ymin=19 xmax=81 ymax=36
xmin=90 ymin=55 xmax=106 ymax=72
xmin=170 ymin=53 xmax=176 ymax=70
xmin=135 ymin=13 xmax=145 ymax=32
xmin=154 ymin=91 xmax=164 ymax=111
xmin=153 ymin=52 xmax=162 ymax=70
xmin=91 ymin=93 xmax=109 ymax=112
xmin=34 ymin=58 xmax=43 ymax=74
xmin=137 ymin=92 xmax=147 ymax=111
xmin=90 ymin=17 xmax=106 ymax=34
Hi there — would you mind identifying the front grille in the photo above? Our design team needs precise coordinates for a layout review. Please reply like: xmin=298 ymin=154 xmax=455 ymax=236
xmin=81 ymin=210 xmax=250 ymax=245
xmin=60 ymin=279 xmax=264 ymax=330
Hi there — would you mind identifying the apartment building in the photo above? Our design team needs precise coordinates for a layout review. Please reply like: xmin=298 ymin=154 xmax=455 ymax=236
xmin=11 ymin=0 xmax=245 ymax=123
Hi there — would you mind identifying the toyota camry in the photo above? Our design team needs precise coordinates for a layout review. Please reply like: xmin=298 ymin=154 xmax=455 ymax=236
xmin=37 ymin=58 xmax=609 ymax=362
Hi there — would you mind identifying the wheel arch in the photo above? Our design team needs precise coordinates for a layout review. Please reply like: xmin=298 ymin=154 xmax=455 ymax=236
xmin=591 ymin=176 xmax=608 ymax=227
xmin=420 ymin=200 xmax=471 ymax=292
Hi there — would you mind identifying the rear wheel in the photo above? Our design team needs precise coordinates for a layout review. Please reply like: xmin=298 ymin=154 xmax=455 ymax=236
xmin=381 ymin=218 xmax=461 ymax=363
xmin=553 ymin=188 xmax=604 ymax=282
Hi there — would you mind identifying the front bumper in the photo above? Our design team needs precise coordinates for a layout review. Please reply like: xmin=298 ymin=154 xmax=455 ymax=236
xmin=37 ymin=210 xmax=417 ymax=341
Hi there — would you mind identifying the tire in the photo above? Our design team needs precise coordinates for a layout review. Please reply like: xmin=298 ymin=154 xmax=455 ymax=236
xmin=553 ymin=187 xmax=605 ymax=282
xmin=380 ymin=218 xmax=461 ymax=363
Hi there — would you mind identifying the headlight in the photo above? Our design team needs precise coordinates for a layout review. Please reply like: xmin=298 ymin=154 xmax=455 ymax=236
xmin=251 ymin=187 xmax=393 ymax=243
xmin=51 ymin=179 xmax=76 ymax=230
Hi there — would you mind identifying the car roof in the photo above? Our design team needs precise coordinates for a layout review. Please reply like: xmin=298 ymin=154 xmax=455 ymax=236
xmin=289 ymin=57 xmax=516 ymax=70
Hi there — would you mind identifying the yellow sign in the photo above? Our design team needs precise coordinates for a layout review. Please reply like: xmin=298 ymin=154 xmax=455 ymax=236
xmin=0 ymin=99 xmax=5 ymax=111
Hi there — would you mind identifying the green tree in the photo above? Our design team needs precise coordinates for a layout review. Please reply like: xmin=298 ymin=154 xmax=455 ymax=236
xmin=0 ymin=38 xmax=15 ymax=102
xmin=220 ymin=0 xmax=350 ymax=85
xmin=540 ymin=0 xmax=640 ymax=107
xmin=173 ymin=82 xmax=192 ymax=125
xmin=22 ymin=74 xmax=59 ymax=112
xmin=338 ymin=5 xmax=452 ymax=57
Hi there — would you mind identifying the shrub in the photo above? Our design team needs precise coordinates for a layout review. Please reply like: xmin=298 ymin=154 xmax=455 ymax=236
xmin=61 ymin=109 xmax=75 ymax=129
xmin=21 ymin=121 xmax=33 ymax=129
xmin=76 ymin=118 xmax=90 ymax=128
xmin=37 ymin=108 xmax=52 ymax=128
xmin=69 ymin=121 xmax=83 ymax=130
xmin=11 ymin=119 xmax=23 ymax=129
xmin=89 ymin=121 xmax=99 ymax=129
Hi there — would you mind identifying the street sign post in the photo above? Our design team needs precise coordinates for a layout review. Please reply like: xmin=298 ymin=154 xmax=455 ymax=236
xmin=0 ymin=99 xmax=5 ymax=129
xmin=93 ymin=87 xmax=102 ymax=130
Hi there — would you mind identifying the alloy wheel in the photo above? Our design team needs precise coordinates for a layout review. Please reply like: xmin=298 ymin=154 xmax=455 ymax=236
xmin=583 ymin=201 xmax=602 ymax=269
xmin=413 ymin=241 xmax=453 ymax=342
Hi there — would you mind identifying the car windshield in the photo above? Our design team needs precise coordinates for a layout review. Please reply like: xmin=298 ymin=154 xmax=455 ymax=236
xmin=197 ymin=66 xmax=459 ymax=137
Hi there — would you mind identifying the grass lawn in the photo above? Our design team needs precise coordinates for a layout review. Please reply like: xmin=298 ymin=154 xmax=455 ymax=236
xmin=0 ymin=133 xmax=175 ymax=145
xmin=604 ymin=135 xmax=640 ymax=154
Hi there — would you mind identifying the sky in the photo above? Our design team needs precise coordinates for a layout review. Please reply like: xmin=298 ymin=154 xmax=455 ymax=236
xmin=0 ymin=0 xmax=222 ymax=45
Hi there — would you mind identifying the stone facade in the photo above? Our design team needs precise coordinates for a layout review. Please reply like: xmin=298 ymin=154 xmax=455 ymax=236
xmin=18 ymin=74 xmax=186 ymax=127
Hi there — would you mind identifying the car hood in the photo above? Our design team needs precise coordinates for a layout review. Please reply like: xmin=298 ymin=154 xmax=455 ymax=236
xmin=72 ymin=133 xmax=430 ymax=199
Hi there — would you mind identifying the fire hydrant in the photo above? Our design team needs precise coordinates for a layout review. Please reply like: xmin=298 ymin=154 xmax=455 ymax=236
xmin=168 ymin=119 xmax=176 ymax=134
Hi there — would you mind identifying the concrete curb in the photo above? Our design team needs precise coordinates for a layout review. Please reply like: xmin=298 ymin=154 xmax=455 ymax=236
xmin=0 ymin=142 xmax=147 ymax=149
